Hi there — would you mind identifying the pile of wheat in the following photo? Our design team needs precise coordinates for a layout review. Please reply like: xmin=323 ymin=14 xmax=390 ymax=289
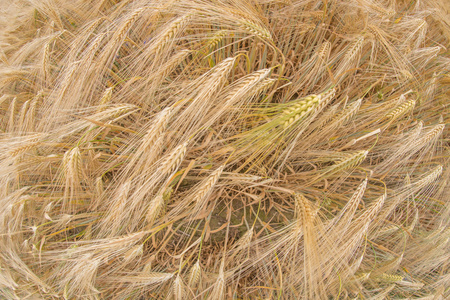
xmin=0 ymin=0 xmax=449 ymax=299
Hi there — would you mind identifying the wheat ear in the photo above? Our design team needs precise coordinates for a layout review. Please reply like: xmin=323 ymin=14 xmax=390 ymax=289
xmin=239 ymin=19 xmax=273 ymax=41
xmin=114 ymin=7 xmax=145 ymax=43
xmin=311 ymin=150 xmax=368 ymax=183
xmin=154 ymin=14 xmax=193 ymax=57
xmin=145 ymin=194 xmax=165 ymax=225
xmin=188 ymin=260 xmax=202 ymax=287
xmin=158 ymin=142 xmax=188 ymax=176
xmin=413 ymin=165 xmax=443 ymax=190
xmin=384 ymin=99 xmax=416 ymax=121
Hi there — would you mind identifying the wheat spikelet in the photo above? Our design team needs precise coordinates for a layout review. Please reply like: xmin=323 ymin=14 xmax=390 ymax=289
xmin=281 ymin=95 xmax=320 ymax=129
xmin=234 ymin=228 xmax=254 ymax=250
xmin=59 ymin=254 xmax=100 ymax=298
xmin=224 ymin=69 xmax=272 ymax=104
xmin=142 ymin=107 xmax=173 ymax=151
xmin=335 ymin=36 xmax=364 ymax=77
xmin=332 ymin=179 xmax=368 ymax=230
xmin=82 ymin=17 xmax=106 ymax=35
xmin=330 ymin=98 xmax=362 ymax=125
xmin=93 ymin=177 xmax=103 ymax=203
xmin=346 ymin=36 xmax=364 ymax=62
xmin=281 ymin=87 xmax=336 ymax=129
xmin=6 ymin=97 xmax=17 ymax=133
xmin=257 ymin=77 xmax=277 ymax=91
xmin=353 ymin=272 xmax=371 ymax=282
xmin=23 ymin=90 xmax=43 ymax=131
xmin=313 ymin=87 xmax=336 ymax=112
xmin=99 ymin=180 xmax=132 ymax=235
xmin=116 ymin=272 xmax=174 ymax=286
xmin=7 ymin=141 xmax=39 ymax=157
xmin=409 ymin=120 xmax=424 ymax=137
xmin=360 ymin=194 xmax=386 ymax=223
xmin=294 ymin=193 xmax=314 ymax=224
xmin=336 ymin=193 xmax=386 ymax=260
xmin=317 ymin=41 xmax=331 ymax=62
xmin=189 ymin=165 xmax=225 ymax=219
xmin=159 ymin=49 xmax=191 ymax=78
xmin=229 ymin=227 xmax=254 ymax=260
xmin=85 ymin=32 xmax=105 ymax=59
